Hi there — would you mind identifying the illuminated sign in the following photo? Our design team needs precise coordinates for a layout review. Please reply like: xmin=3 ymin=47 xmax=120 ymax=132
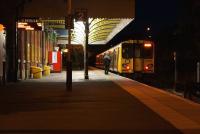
xmin=144 ymin=43 xmax=152 ymax=48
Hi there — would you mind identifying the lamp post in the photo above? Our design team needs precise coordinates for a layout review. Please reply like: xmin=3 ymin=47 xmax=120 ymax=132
xmin=74 ymin=9 xmax=89 ymax=79
xmin=66 ymin=0 xmax=72 ymax=90
xmin=84 ymin=17 xmax=89 ymax=79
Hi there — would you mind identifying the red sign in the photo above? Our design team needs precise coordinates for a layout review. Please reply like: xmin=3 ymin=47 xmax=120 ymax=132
xmin=48 ymin=51 xmax=62 ymax=72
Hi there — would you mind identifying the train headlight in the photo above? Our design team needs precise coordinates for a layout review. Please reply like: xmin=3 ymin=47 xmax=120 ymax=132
xmin=126 ymin=65 xmax=130 ymax=70
xmin=144 ymin=64 xmax=153 ymax=71
xmin=145 ymin=66 xmax=149 ymax=70
xmin=122 ymin=64 xmax=130 ymax=71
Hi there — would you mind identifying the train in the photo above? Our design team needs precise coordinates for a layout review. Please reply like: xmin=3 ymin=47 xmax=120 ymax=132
xmin=96 ymin=39 xmax=155 ymax=75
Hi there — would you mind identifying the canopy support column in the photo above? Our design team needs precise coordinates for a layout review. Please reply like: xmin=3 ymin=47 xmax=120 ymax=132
xmin=84 ymin=18 xmax=89 ymax=79
xmin=66 ymin=0 xmax=72 ymax=91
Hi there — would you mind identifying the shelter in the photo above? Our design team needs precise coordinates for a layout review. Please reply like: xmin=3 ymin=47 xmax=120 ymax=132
xmin=22 ymin=0 xmax=135 ymax=45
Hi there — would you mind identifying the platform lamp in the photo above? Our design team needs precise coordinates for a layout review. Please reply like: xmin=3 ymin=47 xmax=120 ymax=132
xmin=65 ymin=0 xmax=72 ymax=91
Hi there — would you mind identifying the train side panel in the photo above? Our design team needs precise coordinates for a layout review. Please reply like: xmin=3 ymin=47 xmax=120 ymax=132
xmin=112 ymin=47 xmax=117 ymax=72
xmin=117 ymin=45 xmax=122 ymax=73
xmin=114 ymin=46 xmax=120 ymax=72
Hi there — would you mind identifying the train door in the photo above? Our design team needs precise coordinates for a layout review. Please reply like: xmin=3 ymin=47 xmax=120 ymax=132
xmin=110 ymin=49 xmax=116 ymax=71
xmin=143 ymin=42 xmax=154 ymax=73
xmin=113 ymin=48 xmax=117 ymax=71
xmin=133 ymin=43 xmax=143 ymax=72
xmin=122 ymin=43 xmax=134 ymax=73
xmin=116 ymin=47 xmax=120 ymax=72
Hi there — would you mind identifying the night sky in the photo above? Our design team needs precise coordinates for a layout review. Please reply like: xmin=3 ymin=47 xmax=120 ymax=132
xmin=136 ymin=0 xmax=179 ymax=26
xmin=108 ymin=0 xmax=181 ymax=45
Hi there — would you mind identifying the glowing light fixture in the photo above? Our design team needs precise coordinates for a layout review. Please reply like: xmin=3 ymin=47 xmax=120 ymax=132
xmin=17 ymin=22 xmax=29 ymax=29
xmin=62 ymin=49 xmax=68 ymax=53
xmin=18 ymin=24 xmax=27 ymax=28
xmin=18 ymin=22 xmax=28 ymax=25
xmin=37 ymin=23 xmax=42 ymax=27
xmin=25 ymin=26 xmax=34 ymax=30
xmin=144 ymin=43 xmax=152 ymax=47
xmin=17 ymin=22 xmax=35 ymax=30
xmin=0 ymin=24 xmax=5 ymax=31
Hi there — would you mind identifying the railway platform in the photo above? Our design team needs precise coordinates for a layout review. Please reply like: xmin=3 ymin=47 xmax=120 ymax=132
xmin=0 ymin=67 xmax=200 ymax=134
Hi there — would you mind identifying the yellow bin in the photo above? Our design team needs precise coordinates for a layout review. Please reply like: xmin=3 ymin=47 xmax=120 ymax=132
xmin=31 ymin=66 xmax=42 ymax=79
xmin=43 ymin=65 xmax=51 ymax=76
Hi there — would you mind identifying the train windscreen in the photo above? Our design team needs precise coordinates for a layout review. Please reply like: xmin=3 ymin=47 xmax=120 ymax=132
xmin=122 ymin=43 xmax=133 ymax=59
xmin=143 ymin=44 xmax=153 ymax=58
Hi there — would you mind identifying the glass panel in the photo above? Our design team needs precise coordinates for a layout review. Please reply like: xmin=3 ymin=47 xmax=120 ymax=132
xmin=122 ymin=43 xmax=133 ymax=59
xmin=143 ymin=45 xmax=153 ymax=58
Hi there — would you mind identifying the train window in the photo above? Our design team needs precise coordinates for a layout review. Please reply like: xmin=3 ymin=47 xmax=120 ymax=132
xmin=122 ymin=43 xmax=133 ymax=59
xmin=143 ymin=44 xmax=153 ymax=58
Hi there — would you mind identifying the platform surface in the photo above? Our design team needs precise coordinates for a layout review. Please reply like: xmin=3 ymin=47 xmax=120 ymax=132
xmin=0 ymin=67 xmax=200 ymax=134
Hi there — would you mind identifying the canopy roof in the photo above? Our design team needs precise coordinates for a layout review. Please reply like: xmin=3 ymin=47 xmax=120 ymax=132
xmin=21 ymin=0 xmax=135 ymax=45
xmin=42 ymin=18 xmax=133 ymax=45
xmin=88 ymin=18 xmax=133 ymax=44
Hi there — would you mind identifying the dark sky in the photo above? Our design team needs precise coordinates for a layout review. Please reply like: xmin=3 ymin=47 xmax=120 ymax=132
xmin=136 ymin=0 xmax=179 ymax=26
xmin=108 ymin=0 xmax=181 ymax=45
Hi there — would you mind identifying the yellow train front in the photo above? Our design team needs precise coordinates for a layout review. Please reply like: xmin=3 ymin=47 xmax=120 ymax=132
xmin=96 ymin=40 xmax=154 ymax=75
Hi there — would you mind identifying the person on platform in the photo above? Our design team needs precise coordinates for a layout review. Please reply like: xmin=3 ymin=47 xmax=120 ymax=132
xmin=103 ymin=53 xmax=111 ymax=75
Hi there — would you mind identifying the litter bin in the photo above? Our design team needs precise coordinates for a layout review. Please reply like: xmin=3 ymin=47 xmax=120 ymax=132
xmin=31 ymin=66 xmax=42 ymax=79
xmin=43 ymin=65 xmax=51 ymax=76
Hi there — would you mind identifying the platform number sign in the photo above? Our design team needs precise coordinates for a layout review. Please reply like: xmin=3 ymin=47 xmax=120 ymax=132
xmin=74 ymin=9 xmax=87 ymax=22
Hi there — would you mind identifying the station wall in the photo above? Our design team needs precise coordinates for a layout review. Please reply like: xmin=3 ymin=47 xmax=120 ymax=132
xmin=17 ymin=30 xmax=54 ymax=80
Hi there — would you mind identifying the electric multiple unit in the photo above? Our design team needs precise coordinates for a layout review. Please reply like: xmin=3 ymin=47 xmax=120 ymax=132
xmin=96 ymin=40 xmax=154 ymax=74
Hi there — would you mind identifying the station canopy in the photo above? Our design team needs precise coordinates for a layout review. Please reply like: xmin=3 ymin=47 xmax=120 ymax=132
xmin=40 ymin=18 xmax=133 ymax=45
xmin=22 ymin=0 xmax=135 ymax=45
